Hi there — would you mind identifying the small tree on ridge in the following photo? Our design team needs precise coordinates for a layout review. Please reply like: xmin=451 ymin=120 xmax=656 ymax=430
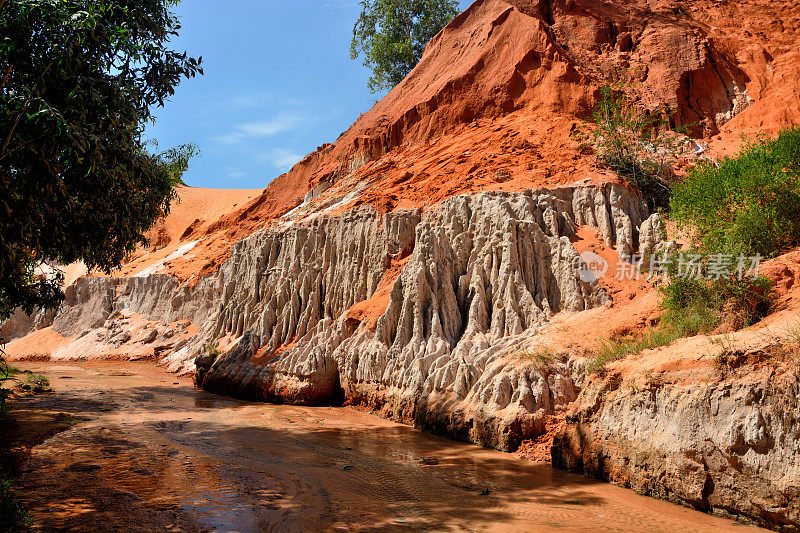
xmin=351 ymin=0 xmax=459 ymax=93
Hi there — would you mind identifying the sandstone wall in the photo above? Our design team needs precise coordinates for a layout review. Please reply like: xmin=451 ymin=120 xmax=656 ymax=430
xmin=5 ymin=184 xmax=799 ymax=529
xmin=552 ymin=367 xmax=800 ymax=531
xmin=3 ymin=183 xmax=648 ymax=451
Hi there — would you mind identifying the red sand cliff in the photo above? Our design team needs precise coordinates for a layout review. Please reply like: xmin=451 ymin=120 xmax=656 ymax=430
xmin=119 ymin=0 xmax=800 ymax=284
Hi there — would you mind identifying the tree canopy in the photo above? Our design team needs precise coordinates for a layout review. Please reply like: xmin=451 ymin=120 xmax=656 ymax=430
xmin=0 ymin=0 xmax=202 ymax=320
xmin=350 ymin=0 xmax=458 ymax=93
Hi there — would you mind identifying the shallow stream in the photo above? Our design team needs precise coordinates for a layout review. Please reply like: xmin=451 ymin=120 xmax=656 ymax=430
xmin=11 ymin=362 xmax=764 ymax=532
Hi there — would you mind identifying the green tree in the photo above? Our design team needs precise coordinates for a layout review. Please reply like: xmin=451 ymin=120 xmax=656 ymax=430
xmin=351 ymin=0 xmax=458 ymax=93
xmin=0 ymin=0 xmax=202 ymax=320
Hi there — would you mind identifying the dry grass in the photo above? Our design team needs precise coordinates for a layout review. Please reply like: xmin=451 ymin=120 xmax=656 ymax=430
xmin=784 ymin=318 xmax=800 ymax=346
xmin=586 ymin=328 xmax=681 ymax=374
xmin=512 ymin=347 xmax=557 ymax=369
xmin=780 ymin=319 xmax=800 ymax=369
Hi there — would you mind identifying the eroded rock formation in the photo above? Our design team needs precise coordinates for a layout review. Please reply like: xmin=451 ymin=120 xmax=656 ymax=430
xmin=553 ymin=362 xmax=800 ymax=531
xmin=2 ymin=184 xmax=646 ymax=450
xmin=193 ymin=185 xmax=645 ymax=448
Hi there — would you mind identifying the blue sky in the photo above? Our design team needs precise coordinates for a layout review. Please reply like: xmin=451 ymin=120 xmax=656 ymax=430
xmin=146 ymin=0 xmax=472 ymax=189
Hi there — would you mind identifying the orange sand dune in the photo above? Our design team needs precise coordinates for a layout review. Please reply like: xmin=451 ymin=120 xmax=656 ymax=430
xmin=111 ymin=186 xmax=263 ymax=280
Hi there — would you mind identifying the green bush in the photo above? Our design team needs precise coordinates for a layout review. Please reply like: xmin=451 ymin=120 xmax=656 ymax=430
xmin=661 ymin=275 xmax=772 ymax=331
xmin=588 ymin=273 xmax=771 ymax=373
xmin=671 ymin=127 xmax=800 ymax=258
xmin=660 ymin=299 xmax=720 ymax=336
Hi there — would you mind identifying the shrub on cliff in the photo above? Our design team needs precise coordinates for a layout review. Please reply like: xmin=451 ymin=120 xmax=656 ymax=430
xmin=0 ymin=0 xmax=202 ymax=320
xmin=670 ymin=127 xmax=800 ymax=258
xmin=574 ymin=84 xmax=686 ymax=207
xmin=589 ymin=273 xmax=773 ymax=373
xmin=657 ymin=129 xmax=800 ymax=338
xmin=661 ymin=275 xmax=773 ymax=332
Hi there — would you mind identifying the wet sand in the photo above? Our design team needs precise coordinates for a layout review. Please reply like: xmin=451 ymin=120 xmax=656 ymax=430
xmin=9 ymin=362 xmax=764 ymax=532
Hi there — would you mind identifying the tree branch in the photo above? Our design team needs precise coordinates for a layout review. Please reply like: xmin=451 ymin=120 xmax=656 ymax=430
xmin=1 ymin=64 xmax=12 ymax=90
xmin=0 ymin=97 xmax=30 ymax=159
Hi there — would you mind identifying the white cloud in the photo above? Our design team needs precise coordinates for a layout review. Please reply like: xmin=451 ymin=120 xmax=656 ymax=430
xmin=224 ymin=94 xmax=271 ymax=110
xmin=214 ymin=132 xmax=245 ymax=145
xmin=239 ymin=115 xmax=301 ymax=136
xmin=263 ymin=148 xmax=301 ymax=170
xmin=213 ymin=113 xmax=306 ymax=145
xmin=321 ymin=0 xmax=359 ymax=12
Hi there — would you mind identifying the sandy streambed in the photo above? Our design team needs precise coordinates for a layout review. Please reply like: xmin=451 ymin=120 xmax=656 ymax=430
xmin=7 ymin=362 xmax=765 ymax=532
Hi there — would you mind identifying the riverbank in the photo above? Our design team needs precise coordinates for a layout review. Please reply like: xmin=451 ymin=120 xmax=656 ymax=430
xmin=2 ymin=361 xmax=765 ymax=532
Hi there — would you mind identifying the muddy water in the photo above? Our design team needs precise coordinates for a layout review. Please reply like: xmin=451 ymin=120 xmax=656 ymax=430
xmin=12 ymin=362 xmax=764 ymax=532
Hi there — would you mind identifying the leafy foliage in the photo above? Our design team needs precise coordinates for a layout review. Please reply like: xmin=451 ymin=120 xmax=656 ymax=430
xmin=0 ymin=0 xmax=202 ymax=320
xmin=657 ymin=129 xmax=796 ymax=344
xmin=670 ymin=127 xmax=800 ymax=258
xmin=158 ymin=142 xmax=200 ymax=187
xmin=351 ymin=0 xmax=458 ymax=92
xmin=661 ymin=274 xmax=772 ymax=330
xmin=0 ymin=478 xmax=30 ymax=532
xmin=0 ymin=343 xmax=28 ymax=530
xmin=574 ymin=84 xmax=687 ymax=207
